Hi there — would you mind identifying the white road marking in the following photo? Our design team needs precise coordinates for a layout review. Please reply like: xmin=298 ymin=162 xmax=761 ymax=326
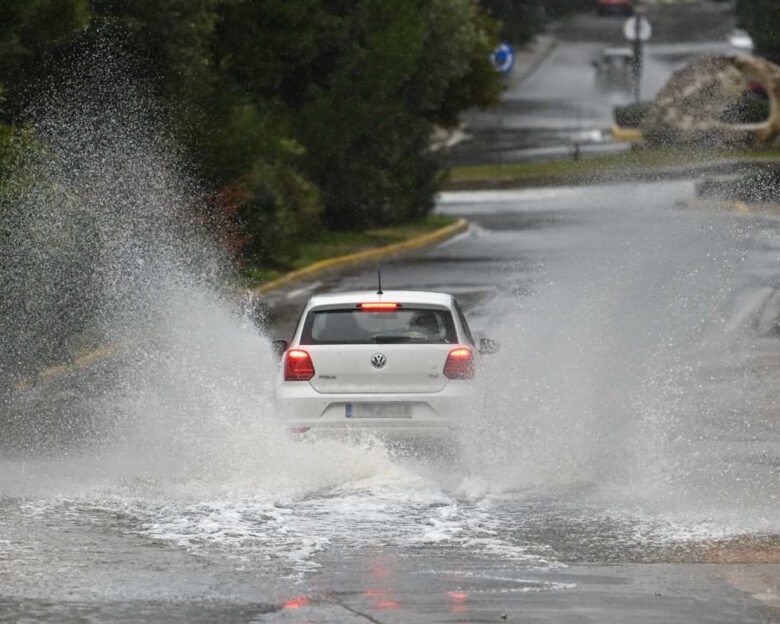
xmin=435 ymin=225 xmax=473 ymax=248
xmin=436 ymin=188 xmax=580 ymax=205
xmin=286 ymin=281 xmax=323 ymax=300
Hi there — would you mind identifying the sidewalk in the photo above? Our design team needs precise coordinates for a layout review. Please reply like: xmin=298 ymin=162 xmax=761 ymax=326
xmin=506 ymin=34 xmax=558 ymax=91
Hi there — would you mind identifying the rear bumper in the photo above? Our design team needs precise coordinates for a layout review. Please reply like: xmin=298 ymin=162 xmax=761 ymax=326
xmin=274 ymin=382 xmax=477 ymax=435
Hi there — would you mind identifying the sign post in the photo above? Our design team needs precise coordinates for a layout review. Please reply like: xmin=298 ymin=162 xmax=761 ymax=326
xmin=491 ymin=43 xmax=515 ymax=168
xmin=491 ymin=43 xmax=515 ymax=76
xmin=623 ymin=13 xmax=652 ymax=103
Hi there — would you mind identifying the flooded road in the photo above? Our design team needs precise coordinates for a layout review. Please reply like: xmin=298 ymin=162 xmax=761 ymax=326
xmin=3 ymin=180 xmax=780 ymax=622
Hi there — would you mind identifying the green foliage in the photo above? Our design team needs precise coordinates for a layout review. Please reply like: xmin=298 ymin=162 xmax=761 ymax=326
xmin=0 ymin=0 xmax=91 ymax=120
xmin=295 ymin=0 xmax=500 ymax=230
xmin=90 ymin=0 xmax=219 ymax=106
xmin=238 ymin=160 xmax=322 ymax=267
xmin=244 ymin=214 xmax=457 ymax=280
xmin=614 ymin=101 xmax=653 ymax=128
xmin=735 ymin=0 xmax=780 ymax=62
xmin=0 ymin=98 xmax=38 ymax=196
xmin=0 ymin=0 xmax=501 ymax=268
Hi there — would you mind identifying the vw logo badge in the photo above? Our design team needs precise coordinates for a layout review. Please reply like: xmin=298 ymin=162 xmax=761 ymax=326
xmin=371 ymin=353 xmax=387 ymax=369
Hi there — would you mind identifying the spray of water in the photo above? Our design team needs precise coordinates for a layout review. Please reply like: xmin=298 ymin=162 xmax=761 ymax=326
xmin=0 ymin=49 xmax=496 ymax=590
xmin=0 ymin=47 xmax=403 ymax=493
xmin=1 ymin=46 xmax=778 ymax=602
xmin=462 ymin=192 xmax=780 ymax=537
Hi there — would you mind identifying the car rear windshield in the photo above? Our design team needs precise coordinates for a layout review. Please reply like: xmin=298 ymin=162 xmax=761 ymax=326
xmin=300 ymin=307 xmax=457 ymax=345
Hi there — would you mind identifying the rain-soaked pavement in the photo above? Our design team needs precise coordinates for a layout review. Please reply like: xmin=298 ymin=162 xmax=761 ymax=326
xmin=3 ymin=179 xmax=780 ymax=622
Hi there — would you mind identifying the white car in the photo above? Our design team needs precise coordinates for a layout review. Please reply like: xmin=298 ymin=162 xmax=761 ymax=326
xmin=728 ymin=29 xmax=754 ymax=52
xmin=272 ymin=290 xmax=499 ymax=442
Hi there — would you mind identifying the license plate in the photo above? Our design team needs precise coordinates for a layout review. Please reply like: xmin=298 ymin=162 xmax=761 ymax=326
xmin=346 ymin=403 xmax=411 ymax=419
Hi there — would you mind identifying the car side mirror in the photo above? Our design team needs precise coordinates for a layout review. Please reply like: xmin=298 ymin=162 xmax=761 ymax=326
xmin=479 ymin=337 xmax=501 ymax=355
xmin=271 ymin=340 xmax=288 ymax=360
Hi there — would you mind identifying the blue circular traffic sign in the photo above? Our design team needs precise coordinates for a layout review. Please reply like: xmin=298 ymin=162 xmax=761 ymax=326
xmin=492 ymin=43 xmax=515 ymax=74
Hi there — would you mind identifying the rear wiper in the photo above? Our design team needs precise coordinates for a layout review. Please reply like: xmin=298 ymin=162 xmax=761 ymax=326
xmin=372 ymin=335 xmax=414 ymax=343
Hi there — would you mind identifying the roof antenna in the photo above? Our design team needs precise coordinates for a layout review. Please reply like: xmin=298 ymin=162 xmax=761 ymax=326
xmin=377 ymin=270 xmax=383 ymax=295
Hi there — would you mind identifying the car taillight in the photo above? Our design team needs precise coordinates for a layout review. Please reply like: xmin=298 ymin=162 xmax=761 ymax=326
xmin=443 ymin=347 xmax=474 ymax=380
xmin=358 ymin=302 xmax=401 ymax=311
xmin=285 ymin=349 xmax=315 ymax=381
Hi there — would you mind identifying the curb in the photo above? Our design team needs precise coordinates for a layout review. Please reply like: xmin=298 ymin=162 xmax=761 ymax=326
xmin=444 ymin=158 xmax=780 ymax=192
xmin=611 ymin=124 xmax=642 ymax=143
xmin=15 ymin=344 xmax=119 ymax=391
xmin=508 ymin=36 xmax=558 ymax=88
xmin=253 ymin=218 xmax=469 ymax=295
xmin=686 ymin=197 xmax=780 ymax=216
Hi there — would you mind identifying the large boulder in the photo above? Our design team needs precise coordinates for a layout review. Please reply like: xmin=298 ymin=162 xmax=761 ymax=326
xmin=641 ymin=54 xmax=780 ymax=148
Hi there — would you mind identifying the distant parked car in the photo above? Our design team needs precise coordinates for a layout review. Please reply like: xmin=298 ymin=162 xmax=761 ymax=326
xmin=593 ymin=47 xmax=634 ymax=91
xmin=728 ymin=29 xmax=754 ymax=52
xmin=597 ymin=0 xmax=633 ymax=16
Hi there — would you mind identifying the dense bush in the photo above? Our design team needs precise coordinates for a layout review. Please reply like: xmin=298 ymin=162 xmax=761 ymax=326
xmin=613 ymin=101 xmax=654 ymax=128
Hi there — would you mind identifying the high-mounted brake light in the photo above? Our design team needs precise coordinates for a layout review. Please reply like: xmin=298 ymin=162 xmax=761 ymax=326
xmin=285 ymin=349 xmax=315 ymax=381
xmin=443 ymin=347 xmax=474 ymax=380
xmin=358 ymin=302 xmax=401 ymax=311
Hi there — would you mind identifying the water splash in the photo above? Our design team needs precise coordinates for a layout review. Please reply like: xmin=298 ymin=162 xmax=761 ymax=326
xmin=0 ymin=46 xmax=404 ymax=490
xmin=461 ymin=191 xmax=780 ymax=536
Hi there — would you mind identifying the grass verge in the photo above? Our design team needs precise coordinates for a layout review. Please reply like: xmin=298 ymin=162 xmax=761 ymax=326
xmin=244 ymin=214 xmax=458 ymax=284
xmin=446 ymin=147 xmax=780 ymax=189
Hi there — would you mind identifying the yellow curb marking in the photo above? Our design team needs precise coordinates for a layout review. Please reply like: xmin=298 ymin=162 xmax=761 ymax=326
xmin=611 ymin=124 xmax=642 ymax=143
xmin=254 ymin=218 xmax=469 ymax=295
xmin=685 ymin=198 xmax=756 ymax=214
xmin=16 ymin=345 xmax=120 ymax=390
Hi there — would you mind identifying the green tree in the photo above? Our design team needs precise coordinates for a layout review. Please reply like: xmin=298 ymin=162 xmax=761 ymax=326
xmin=295 ymin=0 xmax=501 ymax=229
xmin=0 ymin=0 xmax=502 ymax=267
xmin=86 ymin=0 xmax=326 ymax=266
xmin=213 ymin=0 xmax=501 ymax=235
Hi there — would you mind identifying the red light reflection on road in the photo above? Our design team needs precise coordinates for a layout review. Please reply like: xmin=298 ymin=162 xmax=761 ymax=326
xmin=283 ymin=597 xmax=310 ymax=609
xmin=363 ymin=557 xmax=401 ymax=610
xmin=447 ymin=590 xmax=468 ymax=613
xmin=362 ymin=588 xmax=400 ymax=610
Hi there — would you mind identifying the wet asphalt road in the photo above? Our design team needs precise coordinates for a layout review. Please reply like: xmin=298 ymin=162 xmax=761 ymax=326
xmin=260 ymin=179 xmax=780 ymax=622
xmin=2 ymin=6 xmax=775 ymax=620
xmin=3 ymin=179 xmax=780 ymax=623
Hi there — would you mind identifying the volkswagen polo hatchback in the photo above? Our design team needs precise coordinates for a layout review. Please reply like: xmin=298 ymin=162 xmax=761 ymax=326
xmin=273 ymin=290 xmax=497 ymax=441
